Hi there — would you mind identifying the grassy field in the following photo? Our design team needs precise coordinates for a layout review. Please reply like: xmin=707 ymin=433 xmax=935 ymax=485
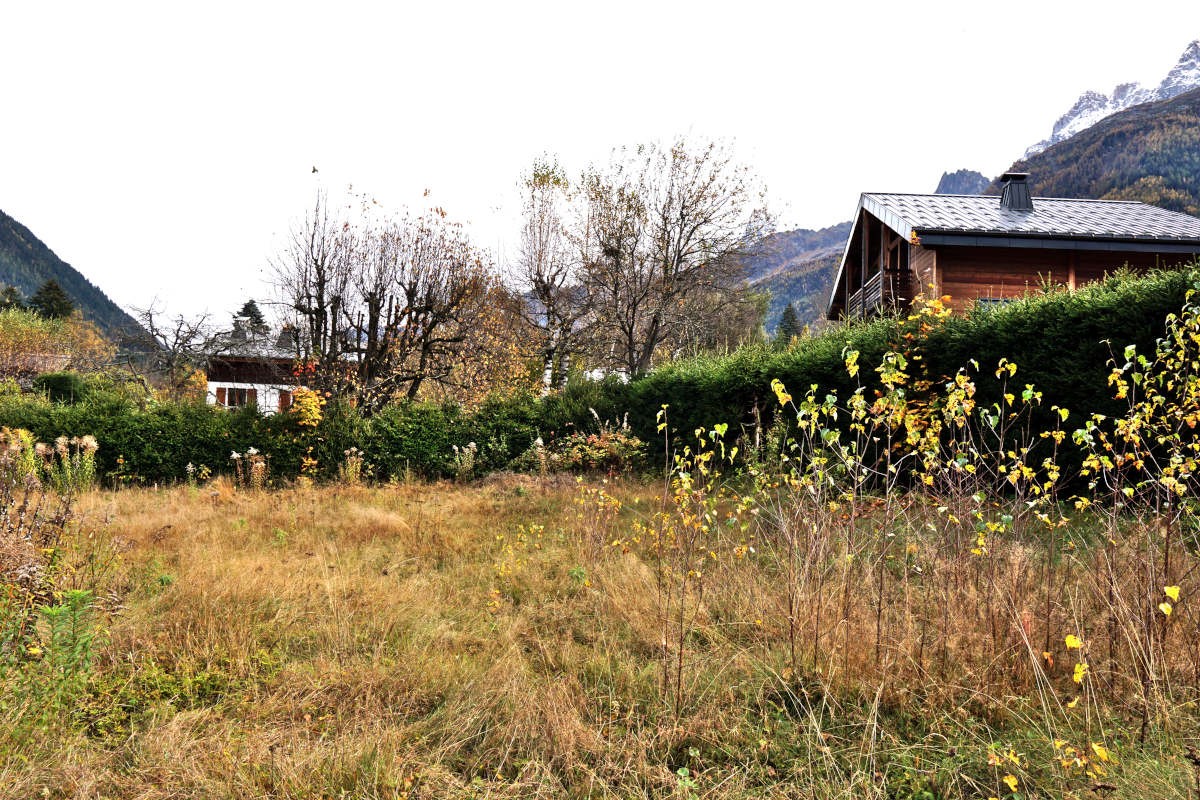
xmin=10 ymin=291 xmax=1200 ymax=797
xmin=2 ymin=472 xmax=1199 ymax=799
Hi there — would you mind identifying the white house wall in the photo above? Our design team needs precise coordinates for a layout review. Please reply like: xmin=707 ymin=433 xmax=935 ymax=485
xmin=205 ymin=381 xmax=293 ymax=415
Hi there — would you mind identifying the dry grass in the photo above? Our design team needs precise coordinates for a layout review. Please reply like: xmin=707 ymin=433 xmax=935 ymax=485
xmin=1 ymin=478 xmax=1199 ymax=799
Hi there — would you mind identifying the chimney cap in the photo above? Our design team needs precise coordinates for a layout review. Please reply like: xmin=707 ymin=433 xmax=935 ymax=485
xmin=999 ymin=172 xmax=1034 ymax=212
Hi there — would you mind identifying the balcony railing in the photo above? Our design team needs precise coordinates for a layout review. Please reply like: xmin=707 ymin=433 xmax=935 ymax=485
xmin=846 ymin=270 xmax=911 ymax=318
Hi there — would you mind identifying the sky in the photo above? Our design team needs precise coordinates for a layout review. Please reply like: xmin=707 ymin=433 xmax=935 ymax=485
xmin=2 ymin=1 xmax=1199 ymax=321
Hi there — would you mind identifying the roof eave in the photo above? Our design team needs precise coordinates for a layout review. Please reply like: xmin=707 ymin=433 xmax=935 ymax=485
xmin=827 ymin=194 xmax=919 ymax=318
xmin=915 ymin=231 xmax=1200 ymax=253
xmin=826 ymin=196 xmax=865 ymax=318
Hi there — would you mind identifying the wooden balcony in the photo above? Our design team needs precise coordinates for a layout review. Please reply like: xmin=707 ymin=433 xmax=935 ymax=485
xmin=846 ymin=269 xmax=912 ymax=318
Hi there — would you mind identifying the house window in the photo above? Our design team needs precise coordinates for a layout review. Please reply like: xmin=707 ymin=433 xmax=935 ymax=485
xmin=974 ymin=297 xmax=1013 ymax=312
xmin=216 ymin=387 xmax=257 ymax=408
xmin=278 ymin=390 xmax=292 ymax=413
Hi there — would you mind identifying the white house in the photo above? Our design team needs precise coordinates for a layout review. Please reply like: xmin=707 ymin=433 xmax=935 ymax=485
xmin=205 ymin=319 xmax=302 ymax=414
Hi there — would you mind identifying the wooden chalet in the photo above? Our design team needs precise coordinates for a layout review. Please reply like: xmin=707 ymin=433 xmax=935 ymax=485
xmin=827 ymin=173 xmax=1200 ymax=319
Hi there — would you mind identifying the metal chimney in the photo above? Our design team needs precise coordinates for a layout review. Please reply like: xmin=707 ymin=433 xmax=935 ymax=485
xmin=999 ymin=172 xmax=1033 ymax=211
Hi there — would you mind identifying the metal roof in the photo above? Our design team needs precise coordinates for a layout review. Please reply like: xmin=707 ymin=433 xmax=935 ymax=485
xmin=863 ymin=193 xmax=1200 ymax=243
xmin=827 ymin=192 xmax=1200 ymax=317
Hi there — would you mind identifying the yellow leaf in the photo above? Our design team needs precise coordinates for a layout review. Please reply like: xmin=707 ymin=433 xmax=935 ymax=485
xmin=1090 ymin=742 xmax=1110 ymax=762
xmin=1165 ymin=585 xmax=1181 ymax=602
xmin=1159 ymin=601 xmax=1173 ymax=617
xmin=1065 ymin=634 xmax=1083 ymax=650
xmin=1002 ymin=774 xmax=1019 ymax=792
xmin=1066 ymin=696 xmax=1080 ymax=709
xmin=770 ymin=378 xmax=792 ymax=407
xmin=1073 ymin=662 xmax=1089 ymax=684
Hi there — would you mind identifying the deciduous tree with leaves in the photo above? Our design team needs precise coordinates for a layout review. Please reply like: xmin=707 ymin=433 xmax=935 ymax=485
xmin=0 ymin=308 xmax=113 ymax=386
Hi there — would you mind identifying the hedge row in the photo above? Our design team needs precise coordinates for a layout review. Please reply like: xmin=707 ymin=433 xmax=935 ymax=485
xmin=0 ymin=392 xmax=545 ymax=486
xmin=594 ymin=267 xmax=1198 ymax=446
xmin=1 ymin=266 xmax=1194 ymax=485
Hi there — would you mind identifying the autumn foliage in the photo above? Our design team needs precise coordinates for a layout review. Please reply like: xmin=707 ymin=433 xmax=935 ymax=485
xmin=0 ymin=308 xmax=112 ymax=386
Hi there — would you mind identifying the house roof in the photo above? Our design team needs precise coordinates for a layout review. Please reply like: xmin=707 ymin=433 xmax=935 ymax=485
xmin=862 ymin=193 xmax=1200 ymax=247
xmin=207 ymin=317 xmax=299 ymax=363
xmin=827 ymin=191 xmax=1200 ymax=317
xmin=207 ymin=333 xmax=296 ymax=362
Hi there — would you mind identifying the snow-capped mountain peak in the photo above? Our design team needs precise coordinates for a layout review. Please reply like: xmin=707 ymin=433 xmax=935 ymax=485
xmin=1024 ymin=38 xmax=1200 ymax=158
xmin=1158 ymin=39 xmax=1200 ymax=100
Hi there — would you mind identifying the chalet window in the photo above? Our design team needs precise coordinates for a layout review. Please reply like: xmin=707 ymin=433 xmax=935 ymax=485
xmin=278 ymin=390 xmax=292 ymax=413
xmin=217 ymin=387 xmax=257 ymax=408
xmin=974 ymin=297 xmax=1013 ymax=312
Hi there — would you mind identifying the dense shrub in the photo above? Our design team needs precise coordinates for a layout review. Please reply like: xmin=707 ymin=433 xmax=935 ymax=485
xmin=365 ymin=401 xmax=466 ymax=480
xmin=923 ymin=269 xmax=1193 ymax=413
xmin=0 ymin=266 xmax=1191 ymax=484
xmin=464 ymin=392 xmax=542 ymax=473
xmin=33 ymin=372 xmax=89 ymax=404
xmin=602 ymin=267 xmax=1196 ymax=450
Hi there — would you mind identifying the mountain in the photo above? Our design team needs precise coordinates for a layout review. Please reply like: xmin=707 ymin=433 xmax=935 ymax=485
xmin=0 ymin=208 xmax=141 ymax=340
xmin=996 ymin=86 xmax=1200 ymax=215
xmin=746 ymin=222 xmax=850 ymax=331
xmin=935 ymin=169 xmax=991 ymax=195
xmin=1025 ymin=39 xmax=1200 ymax=157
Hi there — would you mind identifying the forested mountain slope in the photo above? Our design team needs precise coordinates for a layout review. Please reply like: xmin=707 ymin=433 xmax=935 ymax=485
xmin=997 ymin=86 xmax=1200 ymax=215
xmin=0 ymin=208 xmax=140 ymax=339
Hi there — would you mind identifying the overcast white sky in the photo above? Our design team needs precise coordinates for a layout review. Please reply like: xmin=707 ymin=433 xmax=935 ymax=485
xmin=2 ymin=1 xmax=1199 ymax=320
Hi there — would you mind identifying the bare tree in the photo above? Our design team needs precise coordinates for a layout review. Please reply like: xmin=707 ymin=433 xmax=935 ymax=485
xmin=273 ymin=193 xmax=354 ymax=398
xmin=514 ymin=158 xmax=588 ymax=393
xmin=577 ymin=138 xmax=770 ymax=376
xmin=673 ymin=287 xmax=769 ymax=357
xmin=127 ymin=303 xmax=227 ymax=399
xmin=273 ymin=194 xmax=497 ymax=414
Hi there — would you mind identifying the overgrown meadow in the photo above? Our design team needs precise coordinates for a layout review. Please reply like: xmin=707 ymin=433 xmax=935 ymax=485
xmin=9 ymin=275 xmax=1200 ymax=797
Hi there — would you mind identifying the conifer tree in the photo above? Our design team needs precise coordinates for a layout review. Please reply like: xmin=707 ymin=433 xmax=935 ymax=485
xmin=29 ymin=279 xmax=75 ymax=319
xmin=237 ymin=298 xmax=269 ymax=335
xmin=776 ymin=302 xmax=802 ymax=345
xmin=0 ymin=285 xmax=24 ymax=311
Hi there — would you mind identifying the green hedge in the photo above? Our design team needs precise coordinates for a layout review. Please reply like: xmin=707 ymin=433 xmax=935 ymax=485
xmin=0 ymin=393 xmax=542 ymax=486
xmin=0 ymin=266 xmax=1193 ymax=484
xmin=32 ymin=371 xmax=89 ymax=404
xmin=600 ymin=267 xmax=1196 ymax=447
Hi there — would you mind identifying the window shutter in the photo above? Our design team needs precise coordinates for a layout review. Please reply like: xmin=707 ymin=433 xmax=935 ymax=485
xmin=278 ymin=390 xmax=292 ymax=412
xmin=216 ymin=387 xmax=227 ymax=406
xmin=248 ymin=388 xmax=258 ymax=406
